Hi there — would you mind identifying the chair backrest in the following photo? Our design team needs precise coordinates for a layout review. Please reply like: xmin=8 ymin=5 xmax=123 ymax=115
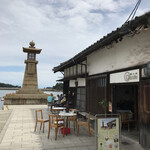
xmin=69 ymin=108 xmax=77 ymax=112
xmin=49 ymin=114 xmax=59 ymax=126
xmin=119 ymin=112 xmax=130 ymax=121
xmin=36 ymin=110 xmax=43 ymax=121
xmin=122 ymin=112 xmax=129 ymax=120
xmin=51 ymin=108 xmax=61 ymax=115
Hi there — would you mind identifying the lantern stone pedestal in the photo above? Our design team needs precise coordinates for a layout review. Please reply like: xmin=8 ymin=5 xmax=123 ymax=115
xmin=4 ymin=93 xmax=48 ymax=105
xmin=4 ymin=41 xmax=49 ymax=105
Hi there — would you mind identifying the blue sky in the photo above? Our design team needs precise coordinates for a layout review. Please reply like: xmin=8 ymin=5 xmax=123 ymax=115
xmin=0 ymin=0 xmax=150 ymax=88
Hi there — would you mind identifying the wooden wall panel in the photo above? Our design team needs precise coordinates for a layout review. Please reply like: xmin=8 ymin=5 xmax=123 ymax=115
xmin=86 ymin=75 xmax=107 ymax=115
xmin=139 ymin=81 xmax=150 ymax=148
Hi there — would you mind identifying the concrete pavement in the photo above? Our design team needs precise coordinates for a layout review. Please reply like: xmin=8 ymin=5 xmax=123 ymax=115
xmin=0 ymin=109 xmax=12 ymax=133
xmin=0 ymin=105 xmax=96 ymax=150
xmin=0 ymin=105 xmax=146 ymax=150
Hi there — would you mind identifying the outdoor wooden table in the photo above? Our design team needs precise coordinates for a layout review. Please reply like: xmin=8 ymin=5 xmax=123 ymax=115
xmin=59 ymin=111 xmax=77 ymax=135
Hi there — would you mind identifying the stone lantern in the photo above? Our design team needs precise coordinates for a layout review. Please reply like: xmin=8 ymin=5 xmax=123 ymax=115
xmin=18 ymin=41 xmax=42 ymax=94
xmin=4 ymin=41 xmax=48 ymax=105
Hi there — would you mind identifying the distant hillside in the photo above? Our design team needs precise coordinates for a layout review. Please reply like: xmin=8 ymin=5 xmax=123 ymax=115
xmin=52 ymin=83 xmax=63 ymax=91
xmin=45 ymin=83 xmax=63 ymax=91
xmin=0 ymin=82 xmax=21 ymax=88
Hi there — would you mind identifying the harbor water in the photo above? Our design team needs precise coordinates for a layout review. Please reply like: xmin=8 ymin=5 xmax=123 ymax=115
xmin=0 ymin=90 xmax=62 ymax=110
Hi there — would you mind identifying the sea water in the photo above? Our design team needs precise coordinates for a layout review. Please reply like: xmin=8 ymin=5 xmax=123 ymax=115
xmin=0 ymin=90 xmax=16 ymax=110
xmin=0 ymin=90 xmax=62 ymax=110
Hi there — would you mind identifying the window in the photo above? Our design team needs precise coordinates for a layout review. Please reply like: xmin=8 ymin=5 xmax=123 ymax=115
xmin=76 ymin=87 xmax=86 ymax=111
xmin=28 ymin=53 xmax=35 ymax=59
xmin=98 ymin=77 xmax=106 ymax=87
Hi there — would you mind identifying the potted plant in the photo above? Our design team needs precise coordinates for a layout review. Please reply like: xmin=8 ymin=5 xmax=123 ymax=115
xmin=99 ymin=99 xmax=108 ymax=115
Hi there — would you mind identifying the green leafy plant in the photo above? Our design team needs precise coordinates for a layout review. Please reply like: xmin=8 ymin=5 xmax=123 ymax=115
xmin=99 ymin=99 xmax=108 ymax=114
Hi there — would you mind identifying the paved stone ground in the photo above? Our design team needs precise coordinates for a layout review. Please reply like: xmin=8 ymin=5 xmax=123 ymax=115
xmin=0 ymin=110 xmax=12 ymax=133
xmin=0 ymin=105 xmax=96 ymax=150
xmin=121 ymin=136 xmax=144 ymax=150
xmin=0 ymin=105 xmax=146 ymax=150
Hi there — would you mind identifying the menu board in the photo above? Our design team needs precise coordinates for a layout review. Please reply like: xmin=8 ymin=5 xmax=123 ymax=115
xmin=97 ymin=118 xmax=120 ymax=150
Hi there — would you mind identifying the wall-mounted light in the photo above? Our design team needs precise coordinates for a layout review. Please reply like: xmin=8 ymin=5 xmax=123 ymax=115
xmin=144 ymin=61 xmax=150 ymax=77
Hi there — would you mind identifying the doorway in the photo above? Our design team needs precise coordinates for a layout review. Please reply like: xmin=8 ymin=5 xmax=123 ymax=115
xmin=68 ymin=87 xmax=76 ymax=108
xmin=112 ymin=84 xmax=138 ymax=131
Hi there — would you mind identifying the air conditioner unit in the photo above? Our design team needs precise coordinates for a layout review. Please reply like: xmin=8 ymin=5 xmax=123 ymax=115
xmin=142 ymin=62 xmax=150 ymax=77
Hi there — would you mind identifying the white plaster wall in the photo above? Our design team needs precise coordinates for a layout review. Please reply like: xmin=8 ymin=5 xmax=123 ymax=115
xmin=70 ymin=66 xmax=73 ymax=76
xmin=69 ymin=80 xmax=76 ymax=87
xmin=87 ymin=27 xmax=150 ymax=75
xmin=77 ymin=78 xmax=86 ymax=86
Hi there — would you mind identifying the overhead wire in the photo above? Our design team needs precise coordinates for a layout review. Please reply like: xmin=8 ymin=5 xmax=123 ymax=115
xmin=125 ymin=0 xmax=142 ymax=24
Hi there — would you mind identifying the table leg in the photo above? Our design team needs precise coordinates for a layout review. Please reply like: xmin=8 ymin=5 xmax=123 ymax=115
xmin=50 ymin=105 xmax=53 ymax=112
xmin=66 ymin=116 xmax=68 ymax=136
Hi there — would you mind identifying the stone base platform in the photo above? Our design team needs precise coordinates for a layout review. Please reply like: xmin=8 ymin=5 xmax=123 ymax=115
xmin=4 ymin=93 xmax=49 ymax=105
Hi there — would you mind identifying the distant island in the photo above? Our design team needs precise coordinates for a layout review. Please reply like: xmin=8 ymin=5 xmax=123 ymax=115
xmin=0 ymin=82 xmax=21 ymax=88
xmin=0 ymin=82 xmax=63 ymax=91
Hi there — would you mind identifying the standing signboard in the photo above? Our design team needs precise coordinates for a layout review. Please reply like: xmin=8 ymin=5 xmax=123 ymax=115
xmin=95 ymin=114 xmax=120 ymax=150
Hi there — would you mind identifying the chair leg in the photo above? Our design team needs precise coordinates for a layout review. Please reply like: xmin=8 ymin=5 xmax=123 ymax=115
xmin=63 ymin=126 xmax=65 ymax=137
xmin=43 ymin=122 xmax=44 ymax=133
xmin=55 ymin=128 xmax=58 ymax=140
xmin=59 ymin=128 xmax=61 ymax=134
xmin=87 ymin=125 xmax=90 ymax=136
xmin=48 ymin=124 xmax=50 ymax=139
xmin=34 ymin=121 xmax=37 ymax=132
xmin=68 ymin=121 xmax=70 ymax=128
xmin=77 ymin=125 xmax=79 ymax=136
xmin=75 ymin=120 xmax=77 ymax=128
xmin=76 ymin=121 xmax=77 ymax=129
xmin=73 ymin=121 xmax=75 ymax=132
xmin=40 ymin=122 xmax=42 ymax=130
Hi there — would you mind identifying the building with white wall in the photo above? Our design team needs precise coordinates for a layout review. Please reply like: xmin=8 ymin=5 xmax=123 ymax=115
xmin=53 ymin=11 xmax=150 ymax=149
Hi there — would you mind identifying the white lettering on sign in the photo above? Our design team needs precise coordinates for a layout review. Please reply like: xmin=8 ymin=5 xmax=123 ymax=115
xmin=110 ymin=69 xmax=139 ymax=83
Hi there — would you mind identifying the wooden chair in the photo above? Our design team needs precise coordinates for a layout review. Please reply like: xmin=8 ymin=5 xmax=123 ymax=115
xmin=48 ymin=114 xmax=65 ymax=140
xmin=69 ymin=108 xmax=78 ymax=113
xmin=34 ymin=110 xmax=49 ymax=133
xmin=68 ymin=116 xmax=77 ymax=131
xmin=68 ymin=109 xmax=78 ymax=131
xmin=120 ymin=112 xmax=137 ymax=132
xmin=51 ymin=112 xmax=61 ymax=124
xmin=77 ymin=112 xmax=90 ymax=136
